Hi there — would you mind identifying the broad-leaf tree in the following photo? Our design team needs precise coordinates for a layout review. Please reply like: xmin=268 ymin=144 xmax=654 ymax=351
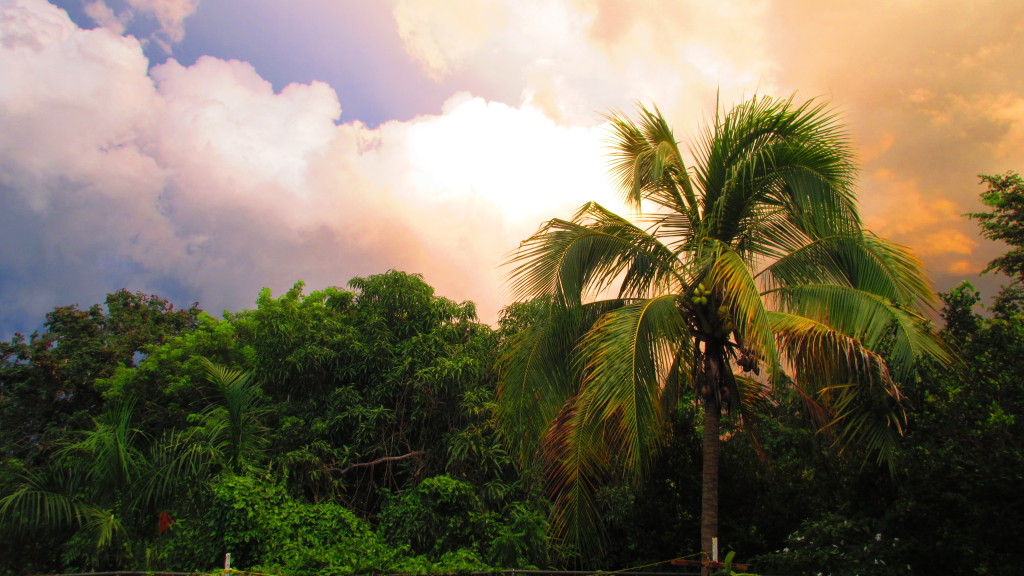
xmin=497 ymin=96 xmax=948 ymax=568
xmin=968 ymin=171 xmax=1024 ymax=282
xmin=967 ymin=171 xmax=1024 ymax=317
xmin=0 ymin=290 xmax=200 ymax=463
xmin=892 ymin=283 xmax=1024 ymax=575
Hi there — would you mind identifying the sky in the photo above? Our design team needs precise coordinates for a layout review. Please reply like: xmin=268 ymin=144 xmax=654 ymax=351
xmin=2 ymin=0 xmax=1023 ymax=334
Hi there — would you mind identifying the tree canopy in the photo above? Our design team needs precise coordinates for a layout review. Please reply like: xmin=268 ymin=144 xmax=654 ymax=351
xmin=0 ymin=272 xmax=539 ymax=573
xmin=968 ymin=171 xmax=1024 ymax=282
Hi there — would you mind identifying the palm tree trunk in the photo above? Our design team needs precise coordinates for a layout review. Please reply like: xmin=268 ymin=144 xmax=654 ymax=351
xmin=700 ymin=384 xmax=721 ymax=576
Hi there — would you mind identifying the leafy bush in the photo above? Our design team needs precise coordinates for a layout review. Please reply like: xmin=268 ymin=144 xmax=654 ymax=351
xmin=752 ymin=513 xmax=910 ymax=576
xmin=162 ymin=473 xmax=394 ymax=574
xmin=486 ymin=500 xmax=549 ymax=568
xmin=378 ymin=475 xmax=489 ymax=556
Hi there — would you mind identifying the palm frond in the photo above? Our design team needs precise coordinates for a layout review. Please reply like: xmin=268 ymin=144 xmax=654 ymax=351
xmin=136 ymin=427 xmax=215 ymax=513
xmin=733 ymin=373 xmax=773 ymax=459
xmin=775 ymin=283 xmax=947 ymax=381
xmin=605 ymin=105 xmax=697 ymax=217
xmin=200 ymin=356 xmax=250 ymax=391
xmin=822 ymin=381 xmax=906 ymax=468
xmin=761 ymin=234 xmax=861 ymax=289
xmin=694 ymin=96 xmax=858 ymax=245
xmin=771 ymin=311 xmax=895 ymax=392
xmin=56 ymin=397 xmax=146 ymax=493
xmin=704 ymin=241 xmax=779 ymax=375
xmin=496 ymin=300 xmax=591 ymax=462
xmin=505 ymin=202 xmax=681 ymax=304
xmin=575 ymin=294 xmax=688 ymax=478
xmin=82 ymin=507 xmax=124 ymax=551
xmin=200 ymin=357 xmax=267 ymax=470
xmin=861 ymin=233 xmax=939 ymax=311
xmin=542 ymin=395 xmax=610 ymax=556
xmin=0 ymin=466 xmax=92 ymax=531
xmin=762 ymin=232 xmax=937 ymax=312
xmin=770 ymin=310 xmax=907 ymax=466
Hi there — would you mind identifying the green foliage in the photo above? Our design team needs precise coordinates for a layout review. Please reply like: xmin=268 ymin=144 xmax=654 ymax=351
xmin=938 ymin=281 xmax=982 ymax=345
xmin=0 ymin=290 xmax=200 ymax=464
xmin=1 ymin=222 xmax=1020 ymax=576
xmin=237 ymin=272 xmax=506 ymax=511
xmin=237 ymin=281 xmax=356 ymax=401
xmin=753 ymin=513 xmax=910 ymax=576
xmin=968 ymin=171 xmax=1024 ymax=281
xmin=731 ymin=275 xmax=1024 ymax=576
xmin=0 ymin=395 xmax=211 ymax=570
xmin=18 ymin=265 xmax=965 ymax=572
xmin=162 ymin=473 xmax=395 ymax=575
xmin=1 ymin=272 xmax=534 ymax=574
xmin=97 ymin=312 xmax=251 ymax=401
xmin=498 ymin=96 xmax=948 ymax=557
xmin=378 ymin=474 xmax=548 ymax=569
xmin=887 ymin=285 xmax=1024 ymax=575
xmin=386 ymin=547 xmax=495 ymax=575
xmin=990 ymin=282 xmax=1024 ymax=319
xmin=486 ymin=500 xmax=550 ymax=568
xmin=379 ymin=475 xmax=489 ymax=556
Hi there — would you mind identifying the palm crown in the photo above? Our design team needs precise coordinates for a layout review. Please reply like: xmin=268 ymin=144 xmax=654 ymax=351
xmin=498 ymin=96 xmax=948 ymax=559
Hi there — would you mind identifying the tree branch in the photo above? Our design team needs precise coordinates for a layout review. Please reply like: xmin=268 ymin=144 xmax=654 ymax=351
xmin=329 ymin=451 xmax=425 ymax=475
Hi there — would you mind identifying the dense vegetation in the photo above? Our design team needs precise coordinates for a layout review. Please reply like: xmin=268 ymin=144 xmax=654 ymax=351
xmin=2 ymin=150 xmax=1023 ymax=574
xmin=1 ymin=262 xmax=1023 ymax=575
xmin=0 ymin=272 xmax=543 ymax=574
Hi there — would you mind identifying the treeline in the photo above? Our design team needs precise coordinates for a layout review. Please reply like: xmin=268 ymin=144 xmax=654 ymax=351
xmin=1 ymin=269 xmax=1023 ymax=575
xmin=0 ymin=272 xmax=542 ymax=574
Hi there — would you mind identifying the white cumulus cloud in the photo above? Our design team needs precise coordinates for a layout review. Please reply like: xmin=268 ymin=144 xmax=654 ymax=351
xmin=0 ymin=0 xmax=622 ymax=330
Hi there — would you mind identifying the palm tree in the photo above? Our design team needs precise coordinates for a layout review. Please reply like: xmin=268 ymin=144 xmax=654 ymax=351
xmin=0 ymin=398 xmax=193 ymax=567
xmin=0 ymin=360 xmax=258 ymax=568
xmin=497 ymin=96 xmax=948 ymax=568
xmin=197 ymin=358 xmax=268 ymax=472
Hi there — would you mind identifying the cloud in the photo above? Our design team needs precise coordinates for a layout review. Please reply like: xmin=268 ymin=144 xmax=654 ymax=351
xmin=391 ymin=0 xmax=1024 ymax=290
xmin=391 ymin=0 xmax=503 ymax=81
xmin=0 ymin=0 xmax=623 ymax=331
xmin=6 ymin=0 xmax=1024 ymax=334
xmin=390 ymin=0 xmax=776 ymax=128
xmin=83 ymin=0 xmax=199 ymax=51
xmin=763 ymin=0 xmax=1024 ymax=283
xmin=126 ymin=0 xmax=198 ymax=44
xmin=83 ymin=1 xmax=125 ymax=35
